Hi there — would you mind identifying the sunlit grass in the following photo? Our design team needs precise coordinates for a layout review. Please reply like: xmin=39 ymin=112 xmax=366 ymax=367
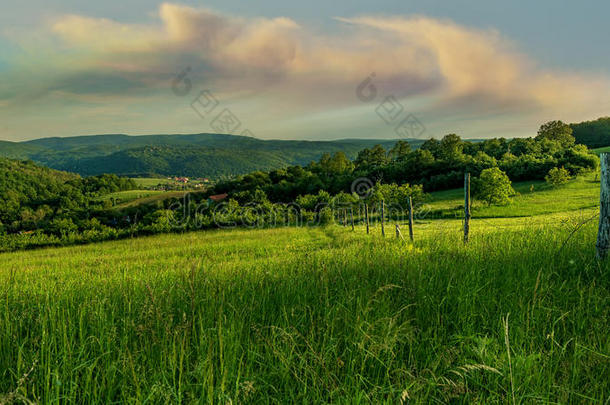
xmin=130 ymin=178 xmax=176 ymax=188
xmin=426 ymin=173 xmax=599 ymax=218
xmin=592 ymin=146 xmax=610 ymax=155
xmin=0 ymin=209 xmax=608 ymax=403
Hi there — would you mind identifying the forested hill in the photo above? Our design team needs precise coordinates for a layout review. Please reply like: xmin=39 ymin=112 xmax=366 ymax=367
xmin=0 ymin=158 xmax=135 ymax=235
xmin=0 ymin=133 xmax=408 ymax=179
xmin=0 ymin=159 xmax=84 ymax=231
xmin=571 ymin=117 xmax=610 ymax=148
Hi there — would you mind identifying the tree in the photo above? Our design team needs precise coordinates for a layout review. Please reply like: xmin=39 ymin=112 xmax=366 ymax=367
xmin=482 ymin=138 xmax=508 ymax=159
xmin=474 ymin=167 xmax=515 ymax=205
xmin=295 ymin=190 xmax=331 ymax=211
xmin=373 ymin=183 xmax=424 ymax=206
xmin=320 ymin=152 xmax=353 ymax=175
xmin=48 ymin=218 xmax=78 ymax=236
xmin=545 ymin=167 xmax=570 ymax=186
xmin=240 ymin=171 xmax=271 ymax=190
xmin=439 ymin=134 xmax=464 ymax=161
xmin=355 ymin=145 xmax=388 ymax=170
xmin=388 ymin=140 xmax=411 ymax=161
xmin=508 ymin=138 xmax=539 ymax=156
xmin=420 ymin=138 xmax=441 ymax=158
xmin=536 ymin=121 xmax=575 ymax=148
xmin=331 ymin=192 xmax=359 ymax=209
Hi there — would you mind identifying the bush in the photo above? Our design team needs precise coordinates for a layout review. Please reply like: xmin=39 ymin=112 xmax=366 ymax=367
xmin=545 ymin=167 xmax=571 ymax=187
xmin=48 ymin=218 xmax=78 ymax=236
xmin=317 ymin=207 xmax=335 ymax=225
xmin=474 ymin=167 xmax=515 ymax=206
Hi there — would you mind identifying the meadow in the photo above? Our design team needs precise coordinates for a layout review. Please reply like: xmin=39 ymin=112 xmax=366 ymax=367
xmin=96 ymin=190 xmax=168 ymax=204
xmin=94 ymin=178 xmax=211 ymax=209
xmin=130 ymin=178 xmax=177 ymax=188
xmin=593 ymin=147 xmax=610 ymax=155
xmin=0 ymin=175 xmax=609 ymax=403
xmin=425 ymin=174 xmax=600 ymax=219
xmin=96 ymin=190 xmax=209 ymax=210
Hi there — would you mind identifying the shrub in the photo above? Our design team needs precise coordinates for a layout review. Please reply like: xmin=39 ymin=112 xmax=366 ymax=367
xmin=48 ymin=218 xmax=78 ymax=236
xmin=474 ymin=167 xmax=515 ymax=206
xmin=545 ymin=167 xmax=571 ymax=187
xmin=317 ymin=207 xmax=335 ymax=225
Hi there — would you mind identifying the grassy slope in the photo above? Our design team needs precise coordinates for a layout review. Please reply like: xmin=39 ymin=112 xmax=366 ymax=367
xmin=100 ymin=178 xmax=205 ymax=206
xmin=111 ymin=190 xmax=199 ymax=209
xmin=0 ymin=181 xmax=608 ymax=403
xmin=130 ymin=178 xmax=176 ymax=188
xmin=593 ymin=146 xmax=610 ymax=154
xmin=95 ymin=190 xmax=167 ymax=202
xmin=425 ymin=173 xmax=599 ymax=218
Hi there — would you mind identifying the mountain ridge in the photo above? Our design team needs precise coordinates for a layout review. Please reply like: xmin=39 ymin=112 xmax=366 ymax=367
xmin=0 ymin=133 xmax=417 ymax=178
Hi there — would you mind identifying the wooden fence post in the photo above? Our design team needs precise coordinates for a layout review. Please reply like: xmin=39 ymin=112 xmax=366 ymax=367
xmin=365 ymin=203 xmax=369 ymax=234
xmin=380 ymin=200 xmax=385 ymax=237
xmin=464 ymin=173 xmax=471 ymax=243
xmin=596 ymin=153 xmax=610 ymax=259
xmin=408 ymin=196 xmax=414 ymax=242
xmin=350 ymin=208 xmax=354 ymax=231
xmin=395 ymin=223 xmax=408 ymax=243
xmin=343 ymin=209 xmax=347 ymax=227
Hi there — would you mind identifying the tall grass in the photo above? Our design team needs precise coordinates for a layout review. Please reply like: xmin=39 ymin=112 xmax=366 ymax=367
xmin=0 ymin=216 xmax=608 ymax=403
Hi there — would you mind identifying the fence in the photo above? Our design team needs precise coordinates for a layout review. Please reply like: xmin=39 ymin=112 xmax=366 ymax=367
xmin=160 ymin=158 xmax=609 ymax=260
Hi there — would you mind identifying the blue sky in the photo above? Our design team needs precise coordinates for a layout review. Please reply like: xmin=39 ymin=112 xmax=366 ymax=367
xmin=1 ymin=0 xmax=609 ymax=141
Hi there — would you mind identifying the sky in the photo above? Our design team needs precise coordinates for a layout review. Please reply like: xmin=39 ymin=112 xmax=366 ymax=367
xmin=1 ymin=0 xmax=609 ymax=142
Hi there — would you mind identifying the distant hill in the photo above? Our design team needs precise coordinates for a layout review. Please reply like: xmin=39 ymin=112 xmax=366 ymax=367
xmin=571 ymin=117 xmax=610 ymax=148
xmin=0 ymin=141 xmax=44 ymax=159
xmin=0 ymin=133 xmax=418 ymax=179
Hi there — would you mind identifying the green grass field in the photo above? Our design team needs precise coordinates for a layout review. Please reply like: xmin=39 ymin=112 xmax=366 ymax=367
xmin=96 ymin=178 xmax=208 ymax=208
xmin=96 ymin=189 xmax=167 ymax=203
xmin=592 ymin=146 xmax=610 ymax=155
xmin=425 ymin=174 xmax=600 ymax=218
xmin=97 ymin=189 xmax=206 ymax=209
xmin=130 ymin=178 xmax=176 ymax=188
xmin=0 ymin=179 xmax=609 ymax=403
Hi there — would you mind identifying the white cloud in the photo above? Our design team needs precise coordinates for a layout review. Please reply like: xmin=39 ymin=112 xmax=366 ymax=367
xmin=2 ymin=3 xmax=610 ymax=139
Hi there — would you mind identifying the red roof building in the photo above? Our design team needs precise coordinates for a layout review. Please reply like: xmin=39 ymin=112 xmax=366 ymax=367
xmin=208 ymin=193 xmax=228 ymax=202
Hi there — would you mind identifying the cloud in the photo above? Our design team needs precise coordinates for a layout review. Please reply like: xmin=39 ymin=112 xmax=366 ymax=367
xmin=46 ymin=5 xmax=610 ymax=107
xmin=334 ymin=16 xmax=610 ymax=113
xmin=2 ymin=2 xmax=610 ymax=140
xmin=51 ymin=15 xmax=162 ymax=52
xmin=49 ymin=4 xmax=303 ymax=75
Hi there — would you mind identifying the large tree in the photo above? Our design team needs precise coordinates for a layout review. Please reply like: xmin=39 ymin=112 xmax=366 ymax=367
xmin=354 ymin=145 xmax=388 ymax=169
xmin=388 ymin=140 xmax=411 ymax=161
xmin=439 ymin=134 xmax=464 ymax=161
xmin=536 ymin=120 xmax=575 ymax=148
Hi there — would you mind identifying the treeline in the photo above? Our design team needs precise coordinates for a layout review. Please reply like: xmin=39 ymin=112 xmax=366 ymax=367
xmin=571 ymin=117 xmax=610 ymax=149
xmin=214 ymin=120 xmax=597 ymax=202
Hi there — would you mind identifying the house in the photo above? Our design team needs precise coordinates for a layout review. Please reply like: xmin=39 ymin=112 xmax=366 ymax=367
xmin=207 ymin=193 xmax=228 ymax=204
